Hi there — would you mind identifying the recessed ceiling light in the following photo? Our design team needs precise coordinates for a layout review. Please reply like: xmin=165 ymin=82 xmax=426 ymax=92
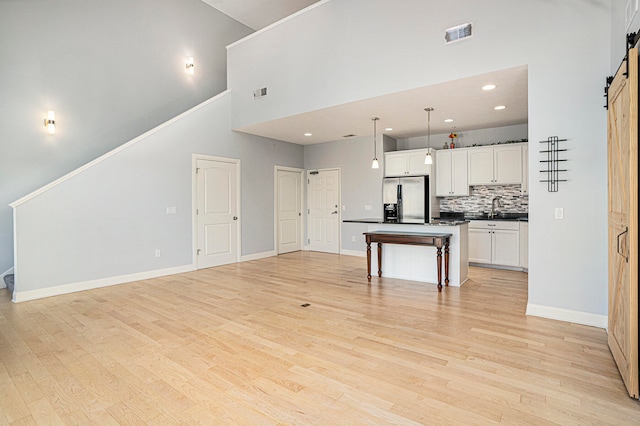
xmin=385 ymin=127 xmax=393 ymax=131
xmin=444 ymin=119 xmax=454 ymax=123
xmin=482 ymin=84 xmax=496 ymax=91
xmin=494 ymin=105 xmax=506 ymax=110
xmin=304 ymin=133 xmax=312 ymax=136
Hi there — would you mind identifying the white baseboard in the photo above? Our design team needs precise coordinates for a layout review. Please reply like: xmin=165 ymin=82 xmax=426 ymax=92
xmin=12 ymin=264 xmax=195 ymax=303
xmin=1 ymin=267 xmax=14 ymax=289
xmin=241 ymin=250 xmax=276 ymax=262
xmin=526 ymin=303 xmax=607 ymax=329
xmin=340 ymin=249 xmax=365 ymax=257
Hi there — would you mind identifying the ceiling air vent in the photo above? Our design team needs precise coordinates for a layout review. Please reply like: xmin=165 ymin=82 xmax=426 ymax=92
xmin=445 ymin=22 xmax=473 ymax=44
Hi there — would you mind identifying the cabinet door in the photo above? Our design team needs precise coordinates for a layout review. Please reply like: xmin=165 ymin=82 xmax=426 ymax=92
xmin=451 ymin=150 xmax=469 ymax=195
xmin=520 ymin=222 xmax=528 ymax=269
xmin=492 ymin=229 xmax=520 ymax=266
xmin=494 ymin=145 xmax=523 ymax=184
xmin=468 ymin=147 xmax=494 ymax=185
xmin=435 ymin=150 xmax=452 ymax=196
xmin=384 ymin=152 xmax=407 ymax=177
xmin=406 ymin=149 xmax=431 ymax=175
xmin=469 ymin=228 xmax=492 ymax=263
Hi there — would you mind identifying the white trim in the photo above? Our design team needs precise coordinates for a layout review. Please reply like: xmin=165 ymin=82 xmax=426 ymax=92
xmin=526 ymin=303 xmax=607 ymax=329
xmin=192 ymin=154 xmax=242 ymax=270
xmin=226 ymin=0 xmax=331 ymax=49
xmin=340 ymin=249 xmax=365 ymax=257
xmin=274 ymin=166 xmax=305 ymax=254
xmin=241 ymin=251 xmax=276 ymax=262
xmin=12 ymin=264 xmax=195 ymax=303
xmin=10 ymin=91 xmax=231 ymax=208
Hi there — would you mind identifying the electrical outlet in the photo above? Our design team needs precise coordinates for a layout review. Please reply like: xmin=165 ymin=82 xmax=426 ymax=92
xmin=364 ymin=205 xmax=372 ymax=211
xmin=155 ymin=249 xmax=161 ymax=257
xmin=166 ymin=206 xmax=176 ymax=214
xmin=554 ymin=208 xmax=564 ymax=220
xmin=351 ymin=236 xmax=356 ymax=242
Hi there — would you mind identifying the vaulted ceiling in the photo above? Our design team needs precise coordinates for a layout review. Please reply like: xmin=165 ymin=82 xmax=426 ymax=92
xmin=201 ymin=0 xmax=320 ymax=30
xmin=201 ymin=1 xmax=528 ymax=145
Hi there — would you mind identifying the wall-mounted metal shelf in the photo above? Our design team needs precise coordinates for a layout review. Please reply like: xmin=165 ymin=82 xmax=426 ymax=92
xmin=539 ymin=136 xmax=567 ymax=192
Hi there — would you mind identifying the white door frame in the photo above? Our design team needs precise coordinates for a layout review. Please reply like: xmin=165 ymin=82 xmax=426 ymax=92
xmin=306 ymin=167 xmax=341 ymax=253
xmin=274 ymin=166 xmax=305 ymax=254
xmin=192 ymin=154 xmax=241 ymax=268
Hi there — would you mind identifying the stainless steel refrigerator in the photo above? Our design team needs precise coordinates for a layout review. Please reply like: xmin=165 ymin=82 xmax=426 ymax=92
xmin=383 ymin=176 xmax=438 ymax=223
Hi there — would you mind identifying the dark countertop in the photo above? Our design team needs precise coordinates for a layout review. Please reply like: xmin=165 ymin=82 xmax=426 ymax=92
xmin=437 ymin=211 xmax=528 ymax=222
xmin=343 ymin=218 xmax=468 ymax=226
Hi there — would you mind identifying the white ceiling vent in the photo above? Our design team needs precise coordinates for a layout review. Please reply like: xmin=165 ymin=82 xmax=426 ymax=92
xmin=445 ymin=22 xmax=473 ymax=44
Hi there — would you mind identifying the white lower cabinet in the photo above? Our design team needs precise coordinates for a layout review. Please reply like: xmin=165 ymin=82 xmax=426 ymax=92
xmin=520 ymin=222 xmax=528 ymax=269
xmin=468 ymin=220 xmax=520 ymax=267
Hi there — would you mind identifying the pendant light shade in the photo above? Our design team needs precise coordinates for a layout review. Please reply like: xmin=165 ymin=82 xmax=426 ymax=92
xmin=371 ymin=117 xmax=380 ymax=169
xmin=424 ymin=107 xmax=434 ymax=165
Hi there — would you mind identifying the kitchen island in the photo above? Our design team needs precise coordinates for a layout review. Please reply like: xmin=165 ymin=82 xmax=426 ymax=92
xmin=344 ymin=219 xmax=469 ymax=288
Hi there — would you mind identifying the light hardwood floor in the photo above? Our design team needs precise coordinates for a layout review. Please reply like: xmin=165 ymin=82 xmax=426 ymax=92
xmin=1 ymin=252 xmax=638 ymax=425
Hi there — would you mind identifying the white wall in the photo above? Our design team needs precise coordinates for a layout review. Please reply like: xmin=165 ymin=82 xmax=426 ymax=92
xmin=228 ymin=0 xmax=612 ymax=326
xmin=611 ymin=0 xmax=640 ymax=73
xmin=12 ymin=93 xmax=303 ymax=298
xmin=0 ymin=0 xmax=253 ymax=275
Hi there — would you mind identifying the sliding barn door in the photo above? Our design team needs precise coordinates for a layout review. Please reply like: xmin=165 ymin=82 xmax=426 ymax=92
xmin=607 ymin=47 xmax=639 ymax=399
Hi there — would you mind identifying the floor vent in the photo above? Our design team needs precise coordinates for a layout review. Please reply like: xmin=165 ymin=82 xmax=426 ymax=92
xmin=445 ymin=22 xmax=473 ymax=44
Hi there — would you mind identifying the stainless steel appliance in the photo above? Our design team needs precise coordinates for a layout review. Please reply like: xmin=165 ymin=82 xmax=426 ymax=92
xmin=383 ymin=176 xmax=438 ymax=223
xmin=383 ymin=203 xmax=398 ymax=222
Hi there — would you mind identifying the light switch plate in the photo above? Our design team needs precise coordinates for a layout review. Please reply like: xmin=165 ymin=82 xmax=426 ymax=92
xmin=166 ymin=206 xmax=176 ymax=214
xmin=364 ymin=205 xmax=372 ymax=211
xmin=555 ymin=207 xmax=564 ymax=219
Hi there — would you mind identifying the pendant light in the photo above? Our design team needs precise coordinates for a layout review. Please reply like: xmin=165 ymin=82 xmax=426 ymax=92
xmin=371 ymin=117 xmax=380 ymax=169
xmin=424 ymin=107 xmax=434 ymax=165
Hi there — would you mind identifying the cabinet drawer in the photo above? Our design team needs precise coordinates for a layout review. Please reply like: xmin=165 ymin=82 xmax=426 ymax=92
xmin=468 ymin=220 xmax=520 ymax=230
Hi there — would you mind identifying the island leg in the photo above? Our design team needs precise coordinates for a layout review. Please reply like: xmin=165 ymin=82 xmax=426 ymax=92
xmin=444 ymin=240 xmax=450 ymax=287
xmin=377 ymin=243 xmax=383 ymax=277
xmin=436 ymin=246 xmax=443 ymax=292
xmin=366 ymin=241 xmax=372 ymax=280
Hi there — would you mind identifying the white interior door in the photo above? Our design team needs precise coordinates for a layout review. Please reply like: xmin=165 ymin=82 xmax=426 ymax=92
xmin=276 ymin=169 xmax=302 ymax=254
xmin=196 ymin=158 xmax=239 ymax=269
xmin=307 ymin=169 xmax=340 ymax=254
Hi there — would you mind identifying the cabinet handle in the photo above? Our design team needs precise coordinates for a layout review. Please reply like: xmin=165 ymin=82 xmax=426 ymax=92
xmin=617 ymin=227 xmax=629 ymax=263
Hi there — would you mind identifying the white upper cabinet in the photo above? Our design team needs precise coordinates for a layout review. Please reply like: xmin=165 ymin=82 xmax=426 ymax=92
xmin=384 ymin=149 xmax=431 ymax=176
xmin=468 ymin=144 xmax=523 ymax=185
xmin=435 ymin=149 xmax=469 ymax=196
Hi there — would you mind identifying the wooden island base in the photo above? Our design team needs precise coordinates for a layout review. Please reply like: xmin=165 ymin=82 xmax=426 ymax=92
xmin=364 ymin=231 xmax=451 ymax=291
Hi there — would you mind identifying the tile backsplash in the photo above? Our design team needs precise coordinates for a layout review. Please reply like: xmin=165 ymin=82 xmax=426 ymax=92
xmin=439 ymin=185 xmax=528 ymax=214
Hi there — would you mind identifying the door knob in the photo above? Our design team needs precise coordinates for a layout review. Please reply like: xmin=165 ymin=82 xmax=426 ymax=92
xmin=331 ymin=211 xmax=338 ymax=214
xmin=233 ymin=216 xmax=238 ymax=220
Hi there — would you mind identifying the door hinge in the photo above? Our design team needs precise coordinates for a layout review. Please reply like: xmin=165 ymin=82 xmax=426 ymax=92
xmin=196 ymin=209 xmax=199 ymax=215
xmin=196 ymin=168 xmax=200 ymax=174
xmin=308 ymin=238 xmax=310 ymax=244
xmin=197 ymin=249 xmax=201 ymax=255
xmin=308 ymin=209 xmax=310 ymax=214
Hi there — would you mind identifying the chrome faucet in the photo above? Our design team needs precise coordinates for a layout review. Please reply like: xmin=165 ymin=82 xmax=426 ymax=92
xmin=490 ymin=197 xmax=502 ymax=218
